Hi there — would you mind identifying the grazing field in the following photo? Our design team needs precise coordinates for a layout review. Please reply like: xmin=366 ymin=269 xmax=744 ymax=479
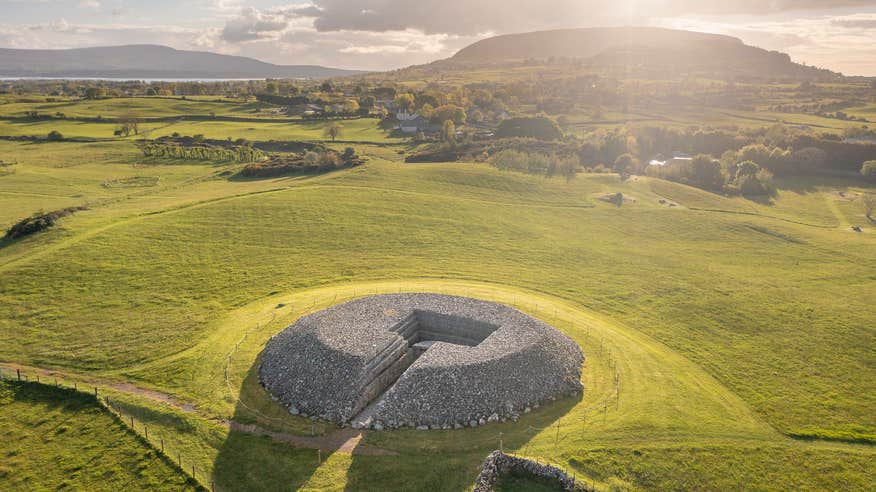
xmin=0 ymin=120 xmax=874 ymax=490
xmin=0 ymin=380 xmax=197 ymax=491
xmin=0 ymin=115 xmax=393 ymax=142
xmin=0 ymin=96 xmax=271 ymax=119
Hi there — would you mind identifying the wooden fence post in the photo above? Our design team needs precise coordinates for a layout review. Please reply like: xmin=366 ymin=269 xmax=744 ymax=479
xmin=144 ymin=426 xmax=148 ymax=440
xmin=160 ymin=438 xmax=164 ymax=453
xmin=17 ymin=369 xmax=21 ymax=381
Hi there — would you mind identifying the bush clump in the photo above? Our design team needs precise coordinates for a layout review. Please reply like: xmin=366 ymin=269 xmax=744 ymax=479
xmin=489 ymin=149 xmax=577 ymax=180
xmin=239 ymin=148 xmax=364 ymax=178
xmin=4 ymin=206 xmax=87 ymax=240
xmin=495 ymin=116 xmax=563 ymax=140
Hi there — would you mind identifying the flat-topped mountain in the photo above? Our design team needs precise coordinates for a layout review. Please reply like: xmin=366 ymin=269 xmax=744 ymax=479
xmin=0 ymin=44 xmax=363 ymax=79
xmin=447 ymin=27 xmax=838 ymax=79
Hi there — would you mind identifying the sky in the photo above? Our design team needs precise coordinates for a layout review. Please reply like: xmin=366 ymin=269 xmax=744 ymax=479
xmin=1 ymin=0 xmax=876 ymax=75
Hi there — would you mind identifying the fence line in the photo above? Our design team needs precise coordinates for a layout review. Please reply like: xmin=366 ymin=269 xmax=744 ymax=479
xmin=0 ymin=367 xmax=212 ymax=492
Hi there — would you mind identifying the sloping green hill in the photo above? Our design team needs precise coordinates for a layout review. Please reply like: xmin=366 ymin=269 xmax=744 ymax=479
xmin=0 ymin=380 xmax=197 ymax=491
xmin=0 ymin=139 xmax=874 ymax=490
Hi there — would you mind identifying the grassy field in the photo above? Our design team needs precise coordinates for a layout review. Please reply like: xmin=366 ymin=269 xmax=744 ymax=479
xmin=0 ymin=123 xmax=874 ymax=490
xmin=0 ymin=95 xmax=274 ymax=119
xmin=0 ymin=116 xmax=394 ymax=142
xmin=0 ymin=379 xmax=197 ymax=491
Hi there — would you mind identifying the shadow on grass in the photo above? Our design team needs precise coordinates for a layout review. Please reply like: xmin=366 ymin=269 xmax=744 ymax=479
xmin=213 ymin=356 xmax=580 ymax=491
xmin=211 ymin=362 xmax=328 ymax=491
xmin=342 ymin=395 xmax=580 ymax=491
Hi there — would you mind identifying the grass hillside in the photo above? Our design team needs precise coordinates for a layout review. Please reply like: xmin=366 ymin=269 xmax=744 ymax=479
xmin=0 ymin=128 xmax=874 ymax=489
xmin=0 ymin=380 xmax=197 ymax=491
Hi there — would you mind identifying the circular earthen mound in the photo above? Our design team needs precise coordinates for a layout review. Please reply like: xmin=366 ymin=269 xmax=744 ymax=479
xmin=259 ymin=293 xmax=583 ymax=430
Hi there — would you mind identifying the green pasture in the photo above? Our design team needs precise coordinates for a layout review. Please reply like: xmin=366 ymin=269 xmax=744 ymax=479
xmin=0 ymin=96 xmax=273 ymax=119
xmin=0 ymin=116 xmax=392 ymax=142
xmin=0 ymin=380 xmax=197 ymax=491
xmin=0 ymin=139 xmax=874 ymax=490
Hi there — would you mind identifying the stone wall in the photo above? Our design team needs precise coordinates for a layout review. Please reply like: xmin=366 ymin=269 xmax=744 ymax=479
xmin=474 ymin=450 xmax=592 ymax=492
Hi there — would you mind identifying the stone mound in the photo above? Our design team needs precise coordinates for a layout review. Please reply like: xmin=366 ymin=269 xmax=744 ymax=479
xmin=259 ymin=293 xmax=584 ymax=430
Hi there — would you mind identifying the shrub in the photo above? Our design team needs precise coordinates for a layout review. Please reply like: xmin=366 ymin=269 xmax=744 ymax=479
xmin=4 ymin=206 xmax=87 ymax=240
xmin=613 ymin=153 xmax=636 ymax=176
xmin=495 ymin=116 xmax=563 ymax=140
xmin=47 ymin=130 xmax=63 ymax=141
xmin=688 ymin=154 xmax=725 ymax=191
xmin=489 ymin=149 xmax=576 ymax=179
xmin=137 ymin=142 xmax=264 ymax=162
xmin=738 ymin=169 xmax=775 ymax=196
xmin=342 ymin=147 xmax=357 ymax=163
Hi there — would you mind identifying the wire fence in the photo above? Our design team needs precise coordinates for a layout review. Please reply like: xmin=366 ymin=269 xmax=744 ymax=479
xmin=0 ymin=367 xmax=212 ymax=492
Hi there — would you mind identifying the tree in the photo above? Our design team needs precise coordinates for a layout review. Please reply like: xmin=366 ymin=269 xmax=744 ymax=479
xmin=737 ymin=144 xmax=772 ymax=168
xmin=84 ymin=87 xmax=105 ymax=100
xmin=441 ymin=120 xmax=456 ymax=143
xmin=343 ymin=99 xmax=360 ymax=115
xmin=359 ymin=95 xmax=376 ymax=110
xmin=47 ymin=130 xmax=63 ymax=141
xmin=862 ymin=161 xmax=876 ymax=180
xmin=342 ymin=147 xmax=357 ymax=164
xmin=431 ymin=104 xmax=466 ymax=125
xmin=324 ymin=123 xmax=343 ymax=142
xmin=792 ymin=147 xmax=827 ymax=173
xmin=736 ymin=160 xmax=760 ymax=180
xmin=613 ymin=153 xmax=636 ymax=177
xmin=689 ymin=154 xmax=724 ymax=191
xmin=495 ymin=116 xmax=563 ymax=140
xmin=394 ymin=93 xmax=415 ymax=113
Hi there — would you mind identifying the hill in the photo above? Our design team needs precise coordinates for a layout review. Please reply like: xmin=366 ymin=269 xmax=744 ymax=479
xmin=0 ymin=44 xmax=363 ymax=79
xmin=444 ymin=27 xmax=840 ymax=80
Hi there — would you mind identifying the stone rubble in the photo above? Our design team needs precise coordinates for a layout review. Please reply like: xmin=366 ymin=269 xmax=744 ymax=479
xmin=259 ymin=293 xmax=583 ymax=430
xmin=474 ymin=450 xmax=592 ymax=492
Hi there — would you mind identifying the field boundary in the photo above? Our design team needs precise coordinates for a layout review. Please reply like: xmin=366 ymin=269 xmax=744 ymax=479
xmin=0 ymin=367 xmax=211 ymax=491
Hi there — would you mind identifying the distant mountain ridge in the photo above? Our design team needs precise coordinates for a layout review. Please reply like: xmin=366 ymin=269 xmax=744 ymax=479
xmin=448 ymin=27 xmax=840 ymax=79
xmin=0 ymin=45 xmax=363 ymax=79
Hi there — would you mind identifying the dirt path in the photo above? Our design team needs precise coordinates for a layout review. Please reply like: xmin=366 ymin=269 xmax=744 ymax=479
xmin=227 ymin=422 xmax=395 ymax=456
xmin=0 ymin=361 xmax=395 ymax=455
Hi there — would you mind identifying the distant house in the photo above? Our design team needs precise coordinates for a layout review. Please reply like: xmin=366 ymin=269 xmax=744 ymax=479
xmin=395 ymin=111 xmax=430 ymax=133
xmin=649 ymin=151 xmax=692 ymax=166
xmin=288 ymin=104 xmax=325 ymax=117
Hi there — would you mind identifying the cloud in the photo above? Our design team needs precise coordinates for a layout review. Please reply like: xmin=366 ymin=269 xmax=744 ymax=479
xmin=278 ymin=0 xmax=876 ymax=36
xmin=220 ymin=6 xmax=293 ymax=42
xmin=78 ymin=0 xmax=100 ymax=10
xmin=831 ymin=18 xmax=876 ymax=29
xmin=2 ymin=1 xmax=876 ymax=74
